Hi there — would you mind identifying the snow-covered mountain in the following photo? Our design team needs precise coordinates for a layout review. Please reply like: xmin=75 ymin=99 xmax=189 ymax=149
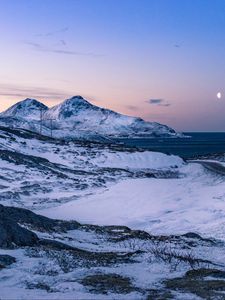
xmin=0 ymin=96 xmax=180 ymax=140
xmin=1 ymin=98 xmax=48 ymax=120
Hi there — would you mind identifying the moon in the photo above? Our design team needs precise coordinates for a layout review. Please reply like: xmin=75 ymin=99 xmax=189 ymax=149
xmin=217 ymin=92 xmax=222 ymax=99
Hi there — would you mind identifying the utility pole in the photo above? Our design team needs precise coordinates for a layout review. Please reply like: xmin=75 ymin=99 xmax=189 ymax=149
xmin=43 ymin=117 xmax=55 ymax=138
xmin=40 ymin=107 xmax=55 ymax=138
xmin=50 ymin=119 xmax=53 ymax=138
xmin=40 ymin=108 xmax=43 ymax=135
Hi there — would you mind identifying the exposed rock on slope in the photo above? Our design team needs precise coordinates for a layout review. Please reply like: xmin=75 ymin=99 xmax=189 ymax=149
xmin=0 ymin=203 xmax=223 ymax=299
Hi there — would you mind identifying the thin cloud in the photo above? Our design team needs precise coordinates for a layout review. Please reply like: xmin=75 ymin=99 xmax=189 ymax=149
xmin=0 ymin=83 xmax=69 ymax=101
xmin=24 ymin=41 xmax=42 ymax=49
xmin=34 ymin=27 xmax=69 ymax=37
xmin=60 ymin=39 xmax=66 ymax=46
xmin=147 ymin=99 xmax=171 ymax=107
xmin=23 ymin=41 xmax=103 ymax=57
xmin=24 ymin=26 xmax=103 ymax=57
xmin=125 ymin=105 xmax=139 ymax=111
xmin=174 ymin=42 xmax=183 ymax=48
xmin=149 ymin=99 xmax=163 ymax=104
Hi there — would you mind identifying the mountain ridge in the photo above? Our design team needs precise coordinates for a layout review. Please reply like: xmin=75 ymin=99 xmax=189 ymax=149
xmin=0 ymin=95 xmax=181 ymax=140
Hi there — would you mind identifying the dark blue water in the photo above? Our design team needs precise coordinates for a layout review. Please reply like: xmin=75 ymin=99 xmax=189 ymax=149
xmin=115 ymin=132 xmax=225 ymax=158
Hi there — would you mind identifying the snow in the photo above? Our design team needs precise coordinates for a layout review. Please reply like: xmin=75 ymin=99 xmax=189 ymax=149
xmin=0 ymin=125 xmax=183 ymax=211
xmin=189 ymin=159 xmax=225 ymax=167
xmin=0 ymin=98 xmax=47 ymax=120
xmin=92 ymin=151 xmax=183 ymax=169
xmin=1 ymin=125 xmax=225 ymax=298
xmin=0 ymin=250 xmax=142 ymax=300
xmin=2 ymin=124 xmax=225 ymax=242
xmin=0 ymin=247 xmax=175 ymax=300
xmin=39 ymin=163 xmax=225 ymax=240
xmin=0 ymin=96 xmax=180 ymax=139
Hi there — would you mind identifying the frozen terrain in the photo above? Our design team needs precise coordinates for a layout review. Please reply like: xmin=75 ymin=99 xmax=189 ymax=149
xmin=39 ymin=162 xmax=225 ymax=241
xmin=1 ymin=204 xmax=224 ymax=300
xmin=0 ymin=126 xmax=182 ymax=210
xmin=0 ymin=96 xmax=181 ymax=140
xmin=1 ymin=125 xmax=225 ymax=299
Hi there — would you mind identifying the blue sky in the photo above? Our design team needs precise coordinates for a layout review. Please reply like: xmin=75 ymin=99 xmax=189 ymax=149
xmin=0 ymin=0 xmax=225 ymax=131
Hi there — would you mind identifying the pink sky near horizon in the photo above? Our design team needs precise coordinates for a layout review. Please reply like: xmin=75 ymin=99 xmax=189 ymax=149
xmin=0 ymin=0 xmax=225 ymax=132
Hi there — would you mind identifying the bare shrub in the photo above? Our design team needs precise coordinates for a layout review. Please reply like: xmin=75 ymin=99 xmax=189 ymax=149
xmin=150 ymin=243 xmax=202 ymax=271
xmin=118 ymin=238 xmax=152 ymax=252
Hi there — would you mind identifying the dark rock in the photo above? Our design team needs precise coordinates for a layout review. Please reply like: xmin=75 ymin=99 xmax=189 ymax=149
xmin=81 ymin=273 xmax=137 ymax=294
xmin=186 ymin=268 xmax=225 ymax=279
xmin=26 ymin=282 xmax=51 ymax=292
xmin=38 ymin=239 xmax=77 ymax=251
xmin=147 ymin=289 xmax=173 ymax=299
xmin=165 ymin=268 xmax=225 ymax=299
xmin=0 ymin=255 xmax=16 ymax=268
xmin=182 ymin=232 xmax=214 ymax=244
xmin=0 ymin=204 xmax=80 ymax=233
xmin=182 ymin=232 xmax=204 ymax=239
xmin=0 ymin=216 xmax=38 ymax=248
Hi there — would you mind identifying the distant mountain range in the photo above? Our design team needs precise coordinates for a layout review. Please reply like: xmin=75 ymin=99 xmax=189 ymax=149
xmin=0 ymin=96 xmax=181 ymax=140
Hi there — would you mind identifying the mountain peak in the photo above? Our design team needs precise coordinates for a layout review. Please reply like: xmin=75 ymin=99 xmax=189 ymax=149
xmin=0 ymin=98 xmax=48 ymax=120
xmin=22 ymin=98 xmax=40 ymax=103
xmin=11 ymin=98 xmax=47 ymax=108
xmin=57 ymin=95 xmax=93 ymax=116
xmin=71 ymin=95 xmax=84 ymax=100
xmin=63 ymin=95 xmax=90 ymax=106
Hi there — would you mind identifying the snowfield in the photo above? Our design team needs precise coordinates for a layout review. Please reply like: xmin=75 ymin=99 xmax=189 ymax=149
xmin=1 ymin=125 xmax=225 ymax=240
xmin=0 ymin=126 xmax=182 ymax=210
xmin=1 ymin=126 xmax=225 ymax=299
xmin=39 ymin=162 xmax=225 ymax=240
xmin=91 ymin=151 xmax=183 ymax=169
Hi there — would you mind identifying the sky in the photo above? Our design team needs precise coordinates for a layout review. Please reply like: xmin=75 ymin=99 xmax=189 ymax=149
xmin=0 ymin=0 xmax=225 ymax=131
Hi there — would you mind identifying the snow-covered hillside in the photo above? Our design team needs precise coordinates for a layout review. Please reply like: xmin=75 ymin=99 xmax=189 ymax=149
xmin=0 ymin=126 xmax=182 ymax=209
xmin=1 ymin=125 xmax=225 ymax=299
xmin=1 ymin=98 xmax=48 ymax=120
xmin=0 ymin=96 xmax=181 ymax=140
xmin=2 ymin=124 xmax=225 ymax=242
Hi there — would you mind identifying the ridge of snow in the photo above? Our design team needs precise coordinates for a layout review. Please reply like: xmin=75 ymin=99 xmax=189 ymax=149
xmin=91 ymin=151 xmax=183 ymax=169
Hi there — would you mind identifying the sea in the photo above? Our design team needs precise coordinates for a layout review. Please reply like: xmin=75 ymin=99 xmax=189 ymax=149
xmin=115 ymin=132 xmax=225 ymax=159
